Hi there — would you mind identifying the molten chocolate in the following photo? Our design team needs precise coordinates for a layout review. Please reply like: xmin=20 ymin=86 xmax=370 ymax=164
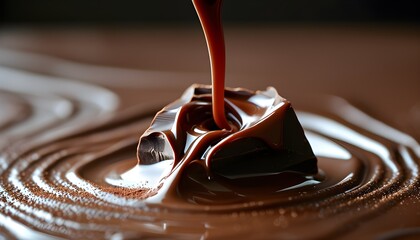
xmin=136 ymin=0 xmax=317 ymax=198
xmin=137 ymin=84 xmax=317 ymax=196
xmin=0 ymin=49 xmax=419 ymax=239
xmin=0 ymin=0 xmax=419 ymax=238
xmin=192 ymin=0 xmax=229 ymax=130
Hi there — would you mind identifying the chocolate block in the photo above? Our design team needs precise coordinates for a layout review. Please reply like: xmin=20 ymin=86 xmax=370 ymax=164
xmin=137 ymin=84 xmax=317 ymax=179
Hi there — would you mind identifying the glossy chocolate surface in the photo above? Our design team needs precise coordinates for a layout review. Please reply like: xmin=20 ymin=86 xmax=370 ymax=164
xmin=0 ymin=66 xmax=418 ymax=238
xmin=0 ymin=6 xmax=419 ymax=240
xmin=137 ymin=84 xmax=317 ymax=204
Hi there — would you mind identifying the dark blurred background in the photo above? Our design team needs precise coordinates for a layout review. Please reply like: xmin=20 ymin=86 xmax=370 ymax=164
xmin=1 ymin=0 xmax=419 ymax=26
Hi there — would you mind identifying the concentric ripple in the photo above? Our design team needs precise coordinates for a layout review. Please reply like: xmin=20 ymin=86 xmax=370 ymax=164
xmin=0 ymin=54 xmax=419 ymax=239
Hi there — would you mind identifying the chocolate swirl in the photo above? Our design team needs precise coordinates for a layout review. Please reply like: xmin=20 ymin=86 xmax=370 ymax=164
xmin=0 ymin=53 xmax=419 ymax=239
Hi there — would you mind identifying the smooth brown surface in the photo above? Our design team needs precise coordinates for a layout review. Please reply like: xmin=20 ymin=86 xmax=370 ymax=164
xmin=0 ymin=26 xmax=419 ymax=139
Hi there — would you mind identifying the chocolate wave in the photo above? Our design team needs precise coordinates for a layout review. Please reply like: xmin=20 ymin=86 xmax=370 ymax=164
xmin=0 ymin=63 xmax=419 ymax=239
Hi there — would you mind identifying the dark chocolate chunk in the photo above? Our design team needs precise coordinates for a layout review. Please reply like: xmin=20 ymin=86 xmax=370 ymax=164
xmin=137 ymin=84 xmax=317 ymax=180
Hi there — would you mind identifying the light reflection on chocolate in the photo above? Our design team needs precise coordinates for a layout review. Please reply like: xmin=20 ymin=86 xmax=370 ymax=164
xmin=136 ymin=84 xmax=317 ymax=205
xmin=0 ymin=0 xmax=419 ymax=237
xmin=0 ymin=61 xmax=419 ymax=239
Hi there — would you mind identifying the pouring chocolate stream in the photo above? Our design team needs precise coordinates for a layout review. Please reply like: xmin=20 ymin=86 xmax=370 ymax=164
xmin=192 ymin=0 xmax=230 ymax=130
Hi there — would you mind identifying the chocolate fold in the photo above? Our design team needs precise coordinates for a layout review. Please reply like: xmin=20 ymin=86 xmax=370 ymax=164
xmin=137 ymin=84 xmax=317 ymax=179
